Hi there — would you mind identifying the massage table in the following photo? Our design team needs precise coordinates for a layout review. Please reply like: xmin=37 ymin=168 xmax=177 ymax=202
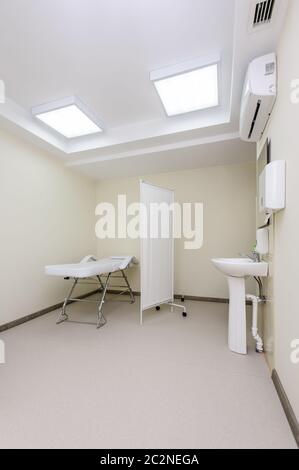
xmin=45 ymin=255 xmax=138 ymax=328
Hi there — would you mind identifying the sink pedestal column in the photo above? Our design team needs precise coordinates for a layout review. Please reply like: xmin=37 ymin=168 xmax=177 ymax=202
xmin=227 ymin=276 xmax=247 ymax=355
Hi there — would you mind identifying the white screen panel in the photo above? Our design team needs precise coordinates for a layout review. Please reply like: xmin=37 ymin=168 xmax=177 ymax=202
xmin=140 ymin=181 xmax=174 ymax=313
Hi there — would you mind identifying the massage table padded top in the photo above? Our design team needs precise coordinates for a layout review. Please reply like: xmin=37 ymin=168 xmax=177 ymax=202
xmin=45 ymin=256 xmax=138 ymax=278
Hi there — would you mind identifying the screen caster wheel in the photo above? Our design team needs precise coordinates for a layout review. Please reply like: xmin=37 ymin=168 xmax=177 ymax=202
xmin=182 ymin=312 xmax=187 ymax=318
xmin=156 ymin=306 xmax=161 ymax=311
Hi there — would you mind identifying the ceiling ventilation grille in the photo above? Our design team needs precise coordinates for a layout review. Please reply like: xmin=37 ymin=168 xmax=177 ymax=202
xmin=253 ymin=0 xmax=275 ymax=27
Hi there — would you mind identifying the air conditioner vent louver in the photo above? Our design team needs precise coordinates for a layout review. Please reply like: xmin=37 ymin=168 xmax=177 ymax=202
xmin=253 ymin=0 xmax=275 ymax=27
xmin=248 ymin=100 xmax=261 ymax=140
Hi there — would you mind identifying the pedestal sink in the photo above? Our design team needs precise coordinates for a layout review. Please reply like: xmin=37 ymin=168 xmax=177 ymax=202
xmin=212 ymin=258 xmax=268 ymax=355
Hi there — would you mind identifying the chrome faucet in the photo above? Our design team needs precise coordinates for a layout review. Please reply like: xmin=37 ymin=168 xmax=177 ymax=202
xmin=239 ymin=251 xmax=261 ymax=262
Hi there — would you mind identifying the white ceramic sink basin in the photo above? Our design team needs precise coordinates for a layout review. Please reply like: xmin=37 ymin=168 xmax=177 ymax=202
xmin=212 ymin=258 xmax=268 ymax=278
xmin=211 ymin=257 xmax=268 ymax=355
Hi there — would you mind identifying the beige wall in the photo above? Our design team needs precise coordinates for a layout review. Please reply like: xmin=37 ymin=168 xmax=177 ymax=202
xmin=0 ymin=127 xmax=96 ymax=325
xmin=257 ymin=0 xmax=299 ymax=420
xmin=96 ymin=162 xmax=256 ymax=299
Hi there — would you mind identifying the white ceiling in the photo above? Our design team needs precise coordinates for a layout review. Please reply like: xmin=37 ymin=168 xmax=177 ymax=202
xmin=0 ymin=0 xmax=289 ymax=179
xmin=69 ymin=136 xmax=255 ymax=180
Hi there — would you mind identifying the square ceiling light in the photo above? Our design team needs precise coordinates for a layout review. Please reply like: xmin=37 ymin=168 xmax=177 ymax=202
xmin=32 ymin=96 xmax=103 ymax=138
xmin=150 ymin=55 xmax=220 ymax=117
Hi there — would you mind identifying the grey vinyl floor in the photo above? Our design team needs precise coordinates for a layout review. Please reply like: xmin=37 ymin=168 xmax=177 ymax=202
xmin=0 ymin=297 xmax=296 ymax=449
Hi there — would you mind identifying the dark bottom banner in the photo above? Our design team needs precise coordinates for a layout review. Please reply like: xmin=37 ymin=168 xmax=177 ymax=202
xmin=0 ymin=449 xmax=297 ymax=465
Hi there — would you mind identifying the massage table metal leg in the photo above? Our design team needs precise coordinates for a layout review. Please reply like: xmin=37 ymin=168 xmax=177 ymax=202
xmin=121 ymin=270 xmax=135 ymax=304
xmin=57 ymin=278 xmax=78 ymax=324
xmin=53 ymin=266 xmax=135 ymax=329
xmin=96 ymin=273 xmax=111 ymax=329
xmin=96 ymin=275 xmax=104 ymax=291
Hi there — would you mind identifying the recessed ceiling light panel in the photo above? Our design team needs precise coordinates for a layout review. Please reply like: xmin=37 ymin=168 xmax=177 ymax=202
xmin=32 ymin=96 xmax=103 ymax=138
xmin=150 ymin=55 xmax=220 ymax=117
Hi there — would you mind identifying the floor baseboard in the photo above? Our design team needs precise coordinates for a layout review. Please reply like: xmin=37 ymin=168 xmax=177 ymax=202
xmin=174 ymin=294 xmax=229 ymax=304
xmin=107 ymin=290 xmax=230 ymax=304
xmin=272 ymin=369 xmax=299 ymax=447
xmin=0 ymin=292 xmax=232 ymax=333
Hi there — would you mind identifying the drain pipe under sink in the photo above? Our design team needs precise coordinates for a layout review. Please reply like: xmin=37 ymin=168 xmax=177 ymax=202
xmin=246 ymin=294 xmax=264 ymax=353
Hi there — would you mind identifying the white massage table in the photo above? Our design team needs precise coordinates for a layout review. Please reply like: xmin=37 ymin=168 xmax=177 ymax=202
xmin=45 ymin=255 xmax=138 ymax=328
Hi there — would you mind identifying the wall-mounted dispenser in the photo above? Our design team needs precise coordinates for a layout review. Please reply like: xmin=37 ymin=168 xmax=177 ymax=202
xmin=256 ymin=227 xmax=269 ymax=256
xmin=259 ymin=160 xmax=286 ymax=219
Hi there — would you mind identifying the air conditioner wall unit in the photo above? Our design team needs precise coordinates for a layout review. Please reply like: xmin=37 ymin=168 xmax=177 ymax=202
xmin=240 ymin=53 xmax=277 ymax=143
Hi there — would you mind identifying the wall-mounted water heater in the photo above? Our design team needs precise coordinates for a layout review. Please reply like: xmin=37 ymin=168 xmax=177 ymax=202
xmin=259 ymin=160 xmax=286 ymax=217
